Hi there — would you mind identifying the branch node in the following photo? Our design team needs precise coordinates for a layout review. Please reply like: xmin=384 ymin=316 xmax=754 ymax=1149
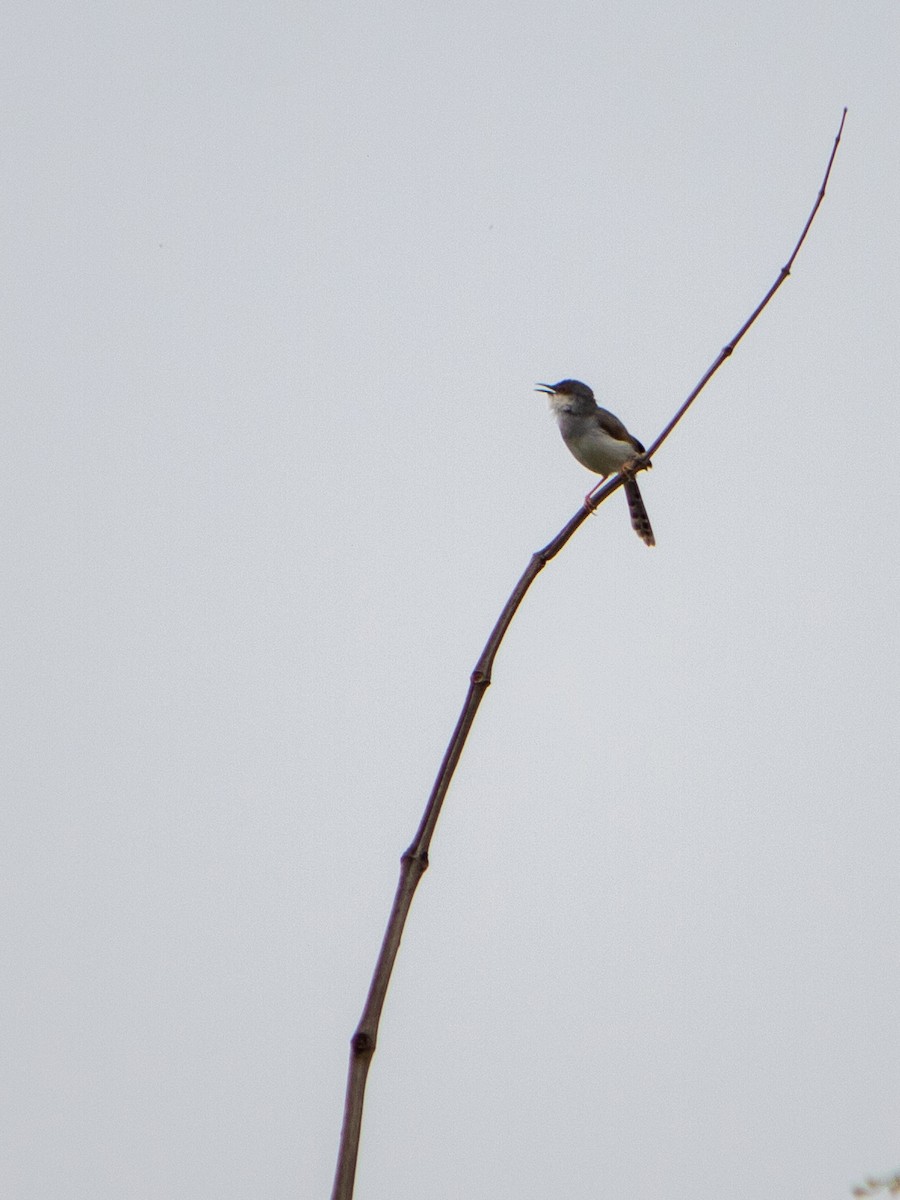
xmin=401 ymin=848 xmax=429 ymax=872
xmin=351 ymin=1031 xmax=374 ymax=1056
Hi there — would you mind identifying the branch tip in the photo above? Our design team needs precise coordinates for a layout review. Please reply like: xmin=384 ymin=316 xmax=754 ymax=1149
xmin=643 ymin=111 xmax=845 ymax=461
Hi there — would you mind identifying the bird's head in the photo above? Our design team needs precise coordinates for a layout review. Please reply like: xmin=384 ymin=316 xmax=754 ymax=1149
xmin=535 ymin=379 xmax=595 ymax=415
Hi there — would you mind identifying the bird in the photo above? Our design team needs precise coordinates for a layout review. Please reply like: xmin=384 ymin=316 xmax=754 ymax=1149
xmin=536 ymin=379 xmax=655 ymax=546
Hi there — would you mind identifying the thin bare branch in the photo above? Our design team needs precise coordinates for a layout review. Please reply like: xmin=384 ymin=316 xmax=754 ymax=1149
xmin=329 ymin=108 xmax=846 ymax=1200
xmin=642 ymin=106 xmax=846 ymax=462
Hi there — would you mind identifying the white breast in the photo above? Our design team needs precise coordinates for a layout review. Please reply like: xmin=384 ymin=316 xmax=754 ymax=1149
xmin=559 ymin=420 xmax=636 ymax=476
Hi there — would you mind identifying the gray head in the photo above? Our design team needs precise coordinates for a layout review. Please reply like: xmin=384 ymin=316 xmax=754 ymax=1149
xmin=535 ymin=379 xmax=597 ymax=416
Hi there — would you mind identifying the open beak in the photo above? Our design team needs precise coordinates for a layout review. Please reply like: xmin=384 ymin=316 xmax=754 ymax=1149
xmin=534 ymin=383 xmax=556 ymax=394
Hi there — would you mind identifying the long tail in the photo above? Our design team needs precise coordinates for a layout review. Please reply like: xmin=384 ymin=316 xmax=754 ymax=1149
xmin=624 ymin=479 xmax=655 ymax=547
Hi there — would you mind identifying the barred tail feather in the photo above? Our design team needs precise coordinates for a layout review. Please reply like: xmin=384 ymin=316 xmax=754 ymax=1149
xmin=624 ymin=479 xmax=655 ymax=547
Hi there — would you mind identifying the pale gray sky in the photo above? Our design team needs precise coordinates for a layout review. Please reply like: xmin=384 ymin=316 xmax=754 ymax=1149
xmin=3 ymin=3 xmax=899 ymax=1199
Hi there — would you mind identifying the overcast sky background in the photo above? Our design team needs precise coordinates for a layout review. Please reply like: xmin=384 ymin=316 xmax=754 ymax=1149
xmin=3 ymin=3 xmax=899 ymax=1199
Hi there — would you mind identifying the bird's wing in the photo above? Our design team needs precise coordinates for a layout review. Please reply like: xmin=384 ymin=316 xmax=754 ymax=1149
xmin=593 ymin=407 xmax=645 ymax=453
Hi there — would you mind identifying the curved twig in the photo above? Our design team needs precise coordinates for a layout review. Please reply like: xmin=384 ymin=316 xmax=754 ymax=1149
xmin=643 ymin=107 xmax=846 ymax=463
xmin=329 ymin=107 xmax=846 ymax=1200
